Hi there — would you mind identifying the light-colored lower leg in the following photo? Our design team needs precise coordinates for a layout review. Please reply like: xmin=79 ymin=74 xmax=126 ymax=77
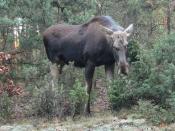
xmin=105 ymin=64 xmax=115 ymax=81
xmin=84 ymin=79 xmax=93 ymax=115
xmin=50 ymin=63 xmax=58 ymax=81
xmin=106 ymin=70 xmax=113 ymax=81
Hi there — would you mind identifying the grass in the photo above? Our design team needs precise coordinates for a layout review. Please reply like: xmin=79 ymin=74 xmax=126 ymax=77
xmin=1 ymin=110 xmax=175 ymax=130
xmin=55 ymin=112 xmax=114 ymax=130
xmin=0 ymin=112 xmax=115 ymax=130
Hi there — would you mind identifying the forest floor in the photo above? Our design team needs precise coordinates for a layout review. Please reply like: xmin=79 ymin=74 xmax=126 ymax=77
xmin=1 ymin=112 xmax=175 ymax=131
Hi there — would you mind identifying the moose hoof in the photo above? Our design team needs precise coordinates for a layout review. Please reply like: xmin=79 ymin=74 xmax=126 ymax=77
xmin=84 ymin=108 xmax=92 ymax=117
xmin=84 ymin=111 xmax=92 ymax=117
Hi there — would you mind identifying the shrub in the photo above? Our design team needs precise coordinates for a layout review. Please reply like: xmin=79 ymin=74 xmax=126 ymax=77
xmin=32 ymin=76 xmax=66 ymax=118
xmin=0 ymin=92 xmax=13 ymax=120
xmin=166 ymin=92 xmax=175 ymax=109
xmin=109 ymin=33 xmax=175 ymax=124
xmin=34 ymin=86 xmax=59 ymax=117
xmin=108 ymin=77 xmax=136 ymax=110
xmin=31 ymin=66 xmax=86 ymax=118
xmin=69 ymin=79 xmax=87 ymax=116
xmin=0 ymin=52 xmax=23 ymax=121
xmin=135 ymin=100 xmax=175 ymax=125
xmin=128 ymin=40 xmax=140 ymax=63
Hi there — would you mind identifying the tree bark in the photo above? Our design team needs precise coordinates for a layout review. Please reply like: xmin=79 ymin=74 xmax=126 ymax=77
xmin=167 ymin=2 xmax=171 ymax=34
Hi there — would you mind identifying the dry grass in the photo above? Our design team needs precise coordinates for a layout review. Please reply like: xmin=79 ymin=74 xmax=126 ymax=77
xmin=7 ymin=112 xmax=115 ymax=130
xmin=51 ymin=112 xmax=114 ymax=130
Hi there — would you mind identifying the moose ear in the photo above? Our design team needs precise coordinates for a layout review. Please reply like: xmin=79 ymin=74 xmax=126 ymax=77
xmin=124 ymin=24 xmax=133 ymax=37
xmin=100 ymin=25 xmax=114 ymax=35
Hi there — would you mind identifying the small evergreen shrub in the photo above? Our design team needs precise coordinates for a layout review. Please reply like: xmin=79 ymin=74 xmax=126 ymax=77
xmin=31 ymin=66 xmax=86 ymax=118
xmin=32 ymin=76 xmax=69 ymax=118
xmin=0 ymin=92 xmax=13 ymax=120
xmin=109 ymin=33 xmax=175 ymax=124
xmin=69 ymin=79 xmax=87 ymax=116
xmin=128 ymin=40 xmax=140 ymax=63
xmin=108 ymin=78 xmax=136 ymax=110
xmin=135 ymin=100 xmax=175 ymax=125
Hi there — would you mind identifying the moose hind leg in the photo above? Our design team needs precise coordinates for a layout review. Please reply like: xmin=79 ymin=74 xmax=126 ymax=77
xmin=84 ymin=61 xmax=95 ymax=115
xmin=50 ymin=63 xmax=59 ymax=80
xmin=58 ymin=62 xmax=64 ymax=74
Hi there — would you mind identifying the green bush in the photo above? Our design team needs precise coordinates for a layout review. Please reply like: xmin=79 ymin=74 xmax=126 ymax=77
xmin=166 ymin=92 xmax=175 ymax=109
xmin=32 ymin=75 xmax=70 ymax=118
xmin=35 ymin=87 xmax=59 ymax=117
xmin=69 ymin=79 xmax=87 ymax=116
xmin=31 ymin=65 xmax=86 ymax=118
xmin=108 ymin=78 xmax=136 ymax=110
xmin=109 ymin=33 xmax=175 ymax=123
xmin=135 ymin=100 xmax=175 ymax=125
xmin=32 ymin=82 xmax=61 ymax=118
xmin=0 ymin=93 xmax=13 ymax=120
xmin=128 ymin=40 xmax=140 ymax=63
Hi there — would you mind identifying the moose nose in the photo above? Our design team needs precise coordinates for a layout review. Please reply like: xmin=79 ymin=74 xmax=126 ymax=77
xmin=118 ymin=62 xmax=129 ymax=75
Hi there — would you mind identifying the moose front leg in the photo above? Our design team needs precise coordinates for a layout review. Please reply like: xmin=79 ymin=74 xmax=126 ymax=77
xmin=105 ymin=63 xmax=115 ymax=81
xmin=85 ymin=61 xmax=95 ymax=115
xmin=58 ymin=63 xmax=64 ymax=74
xmin=50 ymin=62 xmax=64 ymax=83
xmin=50 ymin=63 xmax=59 ymax=80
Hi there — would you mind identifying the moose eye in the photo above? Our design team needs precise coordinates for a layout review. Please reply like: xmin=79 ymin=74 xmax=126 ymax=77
xmin=114 ymin=47 xmax=120 ymax=51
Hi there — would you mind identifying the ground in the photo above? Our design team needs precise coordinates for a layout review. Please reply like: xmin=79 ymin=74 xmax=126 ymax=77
xmin=1 ymin=112 xmax=175 ymax=131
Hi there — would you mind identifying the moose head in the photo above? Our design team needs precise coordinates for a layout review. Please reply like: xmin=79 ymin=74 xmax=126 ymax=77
xmin=102 ymin=24 xmax=133 ymax=75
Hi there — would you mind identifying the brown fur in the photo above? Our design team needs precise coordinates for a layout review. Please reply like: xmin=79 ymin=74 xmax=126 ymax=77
xmin=43 ymin=16 xmax=131 ymax=114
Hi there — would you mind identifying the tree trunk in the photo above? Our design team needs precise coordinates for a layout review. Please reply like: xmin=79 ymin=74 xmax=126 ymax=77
xmin=167 ymin=2 xmax=171 ymax=34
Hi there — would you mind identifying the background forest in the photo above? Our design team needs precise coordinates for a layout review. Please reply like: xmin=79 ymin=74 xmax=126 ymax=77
xmin=1 ymin=0 xmax=175 ymax=126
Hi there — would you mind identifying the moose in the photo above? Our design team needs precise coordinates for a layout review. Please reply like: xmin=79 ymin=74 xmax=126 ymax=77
xmin=43 ymin=16 xmax=133 ymax=114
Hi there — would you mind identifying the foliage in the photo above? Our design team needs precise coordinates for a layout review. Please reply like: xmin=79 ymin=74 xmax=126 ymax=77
xmin=108 ymin=78 xmax=134 ymax=110
xmin=134 ymin=100 xmax=175 ymax=125
xmin=33 ymin=82 xmax=62 ymax=118
xmin=0 ymin=51 xmax=24 ymax=121
xmin=109 ymin=33 xmax=175 ymax=119
xmin=128 ymin=40 xmax=140 ymax=63
xmin=60 ymin=0 xmax=96 ymax=24
xmin=166 ymin=92 xmax=175 ymax=110
xmin=30 ymin=65 xmax=85 ymax=118
xmin=69 ymin=79 xmax=87 ymax=116
xmin=0 ymin=52 xmax=23 ymax=96
xmin=107 ymin=0 xmax=171 ymax=45
xmin=0 ymin=92 xmax=13 ymax=120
